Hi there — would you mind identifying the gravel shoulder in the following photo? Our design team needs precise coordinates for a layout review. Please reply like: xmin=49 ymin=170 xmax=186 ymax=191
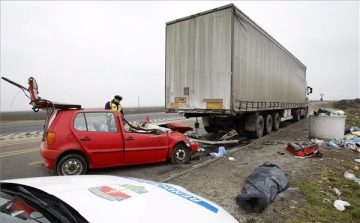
xmin=168 ymin=119 xmax=312 ymax=223
xmin=167 ymin=104 xmax=360 ymax=222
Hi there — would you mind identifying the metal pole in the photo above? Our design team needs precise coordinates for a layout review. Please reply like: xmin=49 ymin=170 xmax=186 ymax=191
xmin=138 ymin=94 xmax=139 ymax=110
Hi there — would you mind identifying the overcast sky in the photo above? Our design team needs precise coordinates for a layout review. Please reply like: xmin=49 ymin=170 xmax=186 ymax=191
xmin=1 ymin=1 xmax=359 ymax=111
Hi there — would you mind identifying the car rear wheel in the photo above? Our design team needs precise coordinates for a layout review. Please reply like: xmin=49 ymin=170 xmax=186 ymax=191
xmin=56 ymin=154 xmax=87 ymax=176
xmin=171 ymin=144 xmax=190 ymax=164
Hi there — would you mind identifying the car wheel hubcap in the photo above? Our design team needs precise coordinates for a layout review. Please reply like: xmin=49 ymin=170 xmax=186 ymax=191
xmin=176 ymin=149 xmax=186 ymax=161
xmin=63 ymin=160 xmax=82 ymax=175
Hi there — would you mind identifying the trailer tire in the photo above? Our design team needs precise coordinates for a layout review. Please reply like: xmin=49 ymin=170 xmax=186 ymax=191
xmin=249 ymin=115 xmax=264 ymax=138
xmin=204 ymin=125 xmax=214 ymax=133
xmin=272 ymin=112 xmax=280 ymax=131
xmin=293 ymin=109 xmax=301 ymax=122
xmin=301 ymin=108 xmax=308 ymax=118
xmin=264 ymin=114 xmax=273 ymax=135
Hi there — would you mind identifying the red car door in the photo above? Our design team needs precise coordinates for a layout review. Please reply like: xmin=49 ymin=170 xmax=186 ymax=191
xmin=123 ymin=130 xmax=169 ymax=164
xmin=72 ymin=111 xmax=125 ymax=167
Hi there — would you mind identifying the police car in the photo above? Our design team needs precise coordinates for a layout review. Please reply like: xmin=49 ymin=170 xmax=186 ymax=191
xmin=0 ymin=175 xmax=239 ymax=223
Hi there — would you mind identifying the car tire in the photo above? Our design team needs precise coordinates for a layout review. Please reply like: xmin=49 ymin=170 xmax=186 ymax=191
xmin=171 ymin=144 xmax=190 ymax=164
xmin=56 ymin=154 xmax=87 ymax=176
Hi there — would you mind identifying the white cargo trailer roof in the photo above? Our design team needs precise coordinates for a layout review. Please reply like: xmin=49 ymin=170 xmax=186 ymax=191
xmin=166 ymin=3 xmax=306 ymax=69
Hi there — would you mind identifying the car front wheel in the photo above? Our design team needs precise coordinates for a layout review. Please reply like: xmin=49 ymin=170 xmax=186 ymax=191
xmin=171 ymin=144 xmax=190 ymax=164
xmin=56 ymin=154 xmax=87 ymax=176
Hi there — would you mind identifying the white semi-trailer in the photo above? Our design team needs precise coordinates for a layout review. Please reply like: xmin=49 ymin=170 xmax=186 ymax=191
xmin=165 ymin=4 xmax=312 ymax=138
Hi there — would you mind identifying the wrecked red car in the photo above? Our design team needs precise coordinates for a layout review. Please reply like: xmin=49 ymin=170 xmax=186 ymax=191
xmin=2 ymin=77 xmax=199 ymax=175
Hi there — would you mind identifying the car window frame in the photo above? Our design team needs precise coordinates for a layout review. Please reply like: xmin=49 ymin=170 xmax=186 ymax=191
xmin=73 ymin=111 xmax=118 ymax=133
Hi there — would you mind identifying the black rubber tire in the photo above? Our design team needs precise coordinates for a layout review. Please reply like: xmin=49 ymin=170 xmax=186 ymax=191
xmin=204 ymin=125 xmax=215 ymax=133
xmin=56 ymin=154 xmax=87 ymax=176
xmin=300 ymin=108 xmax=308 ymax=118
xmin=264 ymin=114 xmax=273 ymax=135
xmin=293 ymin=109 xmax=301 ymax=122
xmin=249 ymin=115 xmax=264 ymax=138
xmin=272 ymin=112 xmax=280 ymax=131
xmin=171 ymin=144 xmax=190 ymax=164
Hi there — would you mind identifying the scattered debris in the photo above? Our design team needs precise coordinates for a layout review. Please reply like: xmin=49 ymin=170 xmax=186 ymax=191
xmin=263 ymin=141 xmax=275 ymax=145
xmin=190 ymin=156 xmax=201 ymax=161
xmin=286 ymin=141 xmax=323 ymax=158
xmin=314 ymin=108 xmax=345 ymax=116
xmin=330 ymin=187 xmax=341 ymax=197
xmin=239 ymin=139 xmax=252 ymax=144
xmin=355 ymin=159 xmax=360 ymax=163
xmin=220 ymin=129 xmax=238 ymax=140
xmin=197 ymin=148 xmax=205 ymax=152
xmin=344 ymin=172 xmax=360 ymax=184
xmin=325 ymin=136 xmax=360 ymax=150
xmin=229 ymin=157 xmax=237 ymax=162
xmin=334 ymin=200 xmax=350 ymax=211
xmin=310 ymin=138 xmax=324 ymax=145
xmin=210 ymin=146 xmax=227 ymax=158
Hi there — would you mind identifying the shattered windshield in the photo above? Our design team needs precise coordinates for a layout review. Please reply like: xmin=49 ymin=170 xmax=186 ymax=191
xmin=0 ymin=184 xmax=89 ymax=223
xmin=0 ymin=191 xmax=51 ymax=223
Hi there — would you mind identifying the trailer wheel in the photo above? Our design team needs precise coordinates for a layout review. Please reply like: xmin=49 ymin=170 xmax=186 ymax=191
xmin=293 ymin=109 xmax=301 ymax=122
xmin=301 ymin=108 xmax=308 ymax=118
xmin=264 ymin=114 xmax=273 ymax=135
xmin=204 ymin=125 xmax=215 ymax=133
xmin=249 ymin=115 xmax=264 ymax=138
xmin=272 ymin=112 xmax=280 ymax=131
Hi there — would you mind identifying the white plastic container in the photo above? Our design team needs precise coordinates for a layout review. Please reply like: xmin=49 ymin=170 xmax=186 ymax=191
xmin=309 ymin=115 xmax=346 ymax=139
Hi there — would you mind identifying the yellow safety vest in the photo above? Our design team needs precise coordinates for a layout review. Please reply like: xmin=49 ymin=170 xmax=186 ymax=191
xmin=110 ymin=101 xmax=122 ymax=112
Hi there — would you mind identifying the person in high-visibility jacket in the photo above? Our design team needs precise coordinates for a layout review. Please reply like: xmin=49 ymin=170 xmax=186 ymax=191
xmin=105 ymin=95 xmax=124 ymax=116
xmin=105 ymin=95 xmax=125 ymax=130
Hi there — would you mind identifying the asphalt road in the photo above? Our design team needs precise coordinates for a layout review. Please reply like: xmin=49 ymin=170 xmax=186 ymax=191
xmin=0 ymin=112 xmax=182 ymax=135
xmin=0 ymin=111 xmax=305 ymax=181
xmin=0 ymin=117 xmax=211 ymax=181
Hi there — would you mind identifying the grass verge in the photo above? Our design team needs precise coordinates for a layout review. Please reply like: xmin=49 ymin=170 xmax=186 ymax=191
xmin=287 ymin=166 xmax=360 ymax=223
xmin=287 ymin=101 xmax=360 ymax=223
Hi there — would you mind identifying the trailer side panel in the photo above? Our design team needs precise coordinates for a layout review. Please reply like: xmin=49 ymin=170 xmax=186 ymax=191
xmin=232 ymin=9 xmax=307 ymax=112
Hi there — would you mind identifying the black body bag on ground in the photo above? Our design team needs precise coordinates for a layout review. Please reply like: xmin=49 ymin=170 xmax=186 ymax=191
xmin=235 ymin=161 xmax=289 ymax=213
